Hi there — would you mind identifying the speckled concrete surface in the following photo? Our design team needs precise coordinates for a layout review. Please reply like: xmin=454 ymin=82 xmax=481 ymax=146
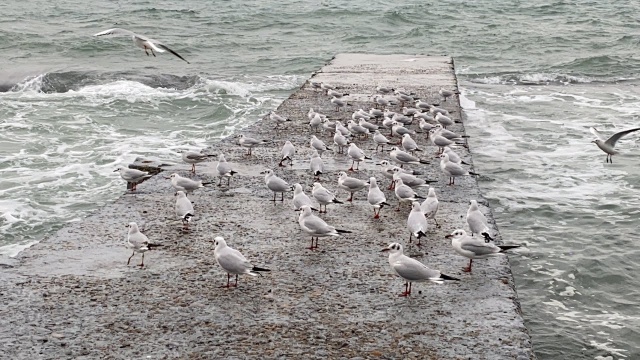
xmin=0 ymin=54 xmax=535 ymax=359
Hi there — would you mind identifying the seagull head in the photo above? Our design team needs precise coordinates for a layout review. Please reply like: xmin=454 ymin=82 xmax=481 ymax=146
xmin=293 ymin=183 xmax=303 ymax=194
xmin=381 ymin=242 xmax=403 ymax=254
xmin=113 ymin=167 xmax=124 ymax=172
xmin=213 ymin=236 xmax=227 ymax=249
xmin=445 ymin=229 xmax=467 ymax=239
xmin=260 ymin=169 xmax=273 ymax=175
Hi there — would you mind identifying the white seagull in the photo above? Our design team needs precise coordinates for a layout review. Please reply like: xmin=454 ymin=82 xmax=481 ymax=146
xmin=93 ymin=28 xmax=190 ymax=63
xmin=381 ymin=242 xmax=458 ymax=297
xmin=114 ymin=167 xmax=152 ymax=191
xmin=590 ymin=126 xmax=640 ymax=163
xmin=213 ymin=236 xmax=270 ymax=288
xmin=125 ymin=222 xmax=162 ymax=267
xmin=367 ymin=177 xmax=390 ymax=219
xmin=446 ymin=229 xmax=520 ymax=273
xmin=466 ymin=200 xmax=493 ymax=241
xmin=175 ymin=191 xmax=194 ymax=230
xmin=298 ymin=205 xmax=351 ymax=250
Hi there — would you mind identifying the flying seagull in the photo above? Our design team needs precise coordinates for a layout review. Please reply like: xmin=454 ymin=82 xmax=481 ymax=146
xmin=93 ymin=28 xmax=190 ymax=63
xmin=590 ymin=126 xmax=640 ymax=163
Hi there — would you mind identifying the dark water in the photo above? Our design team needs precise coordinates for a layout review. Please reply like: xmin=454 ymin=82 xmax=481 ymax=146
xmin=2 ymin=1 xmax=640 ymax=358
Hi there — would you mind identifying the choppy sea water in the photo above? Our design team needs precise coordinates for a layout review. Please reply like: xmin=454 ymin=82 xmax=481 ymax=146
xmin=2 ymin=1 xmax=640 ymax=358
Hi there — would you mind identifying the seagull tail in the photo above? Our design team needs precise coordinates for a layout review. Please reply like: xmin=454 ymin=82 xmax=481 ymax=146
xmin=481 ymin=232 xmax=494 ymax=242
xmin=314 ymin=171 xmax=322 ymax=176
xmin=146 ymin=243 xmax=164 ymax=250
xmin=230 ymin=170 xmax=238 ymax=175
xmin=417 ymin=231 xmax=427 ymax=239
xmin=183 ymin=213 xmax=194 ymax=223
xmin=461 ymin=160 xmax=470 ymax=165
xmin=419 ymin=159 xmax=430 ymax=164
xmin=469 ymin=171 xmax=480 ymax=176
xmin=499 ymin=245 xmax=521 ymax=252
xmin=336 ymin=229 xmax=352 ymax=234
xmin=439 ymin=273 xmax=460 ymax=281
xmin=380 ymin=202 xmax=391 ymax=207
xmin=332 ymin=198 xmax=343 ymax=204
xmin=202 ymin=182 xmax=214 ymax=186
xmin=251 ymin=266 xmax=271 ymax=274
xmin=364 ymin=156 xmax=372 ymax=160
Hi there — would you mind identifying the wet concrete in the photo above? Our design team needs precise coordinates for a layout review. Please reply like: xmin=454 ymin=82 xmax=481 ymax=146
xmin=0 ymin=54 xmax=535 ymax=359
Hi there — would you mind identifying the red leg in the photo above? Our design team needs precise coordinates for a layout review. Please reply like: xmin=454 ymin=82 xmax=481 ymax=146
xmin=463 ymin=259 xmax=473 ymax=273
xmin=348 ymin=161 xmax=354 ymax=172
xmin=233 ymin=274 xmax=239 ymax=287
xmin=347 ymin=193 xmax=353 ymax=202
xmin=399 ymin=282 xmax=411 ymax=297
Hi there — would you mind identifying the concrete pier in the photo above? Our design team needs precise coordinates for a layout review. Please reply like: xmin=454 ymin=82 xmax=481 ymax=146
xmin=0 ymin=54 xmax=535 ymax=359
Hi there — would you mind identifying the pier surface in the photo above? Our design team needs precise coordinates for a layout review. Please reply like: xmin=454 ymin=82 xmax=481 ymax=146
xmin=0 ymin=54 xmax=535 ymax=359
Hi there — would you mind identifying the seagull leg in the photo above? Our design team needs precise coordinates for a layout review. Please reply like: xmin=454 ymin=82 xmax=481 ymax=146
xmin=227 ymin=177 xmax=231 ymax=186
xmin=348 ymin=161 xmax=355 ymax=172
xmin=399 ymin=282 xmax=410 ymax=297
xmin=144 ymin=47 xmax=150 ymax=56
xmin=127 ymin=251 xmax=135 ymax=265
xmin=272 ymin=193 xmax=276 ymax=202
xmin=150 ymin=48 xmax=156 ymax=57
xmin=347 ymin=193 xmax=353 ymax=202
xmin=280 ymin=192 xmax=284 ymax=201
xmin=463 ymin=259 xmax=473 ymax=273
xmin=221 ymin=273 xmax=231 ymax=288
xmin=234 ymin=274 xmax=239 ymax=287
xmin=139 ymin=253 xmax=144 ymax=268
xmin=409 ymin=233 xmax=412 ymax=243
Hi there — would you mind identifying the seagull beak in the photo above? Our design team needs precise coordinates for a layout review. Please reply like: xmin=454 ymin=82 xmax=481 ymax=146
xmin=445 ymin=234 xmax=453 ymax=238
xmin=113 ymin=169 xmax=119 ymax=172
xmin=380 ymin=248 xmax=390 ymax=252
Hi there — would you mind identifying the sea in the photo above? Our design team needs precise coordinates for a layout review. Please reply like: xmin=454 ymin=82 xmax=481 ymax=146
xmin=1 ymin=1 xmax=639 ymax=358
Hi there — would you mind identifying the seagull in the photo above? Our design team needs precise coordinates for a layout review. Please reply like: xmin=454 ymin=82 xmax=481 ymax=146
xmin=394 ymin=178 xmax=425 ymax=211
xmin=420 ymin=187 xmax=439 ymax=227
xmin=298 ymin=205 xmax=351 ymax=250
xmin=439 ymin=153 xmax=479 ymax=185
xmin=381 ymin=242 xmax=458 ymax=297
xmin=292 ymin=183 xmax=317 ymax=211
xmin=367 ymin=177 xmax=390 ymax=219
xmin=216 ymin=154 xmax=238 ymax=186
xmin=347 ymin=120 xmax=370 ymax=138
xmin=373 ymin=130 xmax=395 ymax=152
xmin=590 ymin=126 xmax=640 ymax=163
xmin=279 ymin=141 xmax=295 ymax=167
xmin=337 ymin=171 xmax=369 ymax=202
xmin=358 ymin=118 xmax=378 ymax=132
xmin=446 ymin=229 xmax=521 ymax=273
xmin=439 ymin=89 xmax=459 ymax=102
xmin=93 ymin=28 xmax=190 ymax=63
xmin=467 ymin=200 xmax=493 ymax=241
xmin=327 ymin=89 xmax=349 ymax=98
xmin=331 ymin=97 xmax=348 ymax=112
xmin=114 ymin=167 xmax=152 ymax=191
xmin=429 ymin=128 xmax=457 ymax=154
xmin=169 ymin=173 xmax=211 ymax=194
xmin=435 ymin=113 xmax=454 ymax=128
xmin=309 ymin=113 xmax=323 ymax=133
xmin=312 ymin=183 xmax=343 ymax=213
xmin=335 ymin=121 xmax=352 ymax=137
xmin=407 ymin=202 xmax=428 ymax=246
xmin=181 ymin=151 xmax=216 ymax=174
xmin=377 ymin=161 xmax=417 ymax=190
xmin=125 ymin=222 xmax=162 ymax=267
xmin=310 ymin=135 xmax=332 ymax=157
xmin=390 ymin=147 xmax=429 ymax=168
xmin=391 ymin=121 xmax=415 ymax=137
xmin=261 ymin=169 xmax=293 ymax=202
xmin=334 ymin=131 xmax=350 ymax=154
xmin=392 ymin=168 xmax=435 ymax=189
xmin=376 ymin=86 xmax=395 ymax=94
xmin=270 ymin=111 xmax=290 ymax=128
xmin=175 ymin=191 xmax=194 ymax=230
xmin=213 ymin=236 xmax=270 ymax=288
xmin=237 ymin=134 xmax=269 ymax=156
xmin=401 ymin=134 xmax=422 ymax=154
xmin=347 ymin=143 xmax=371 ymax=172
xmin=443 ymin=147 xmax=469 ymax=165
xmin=310 ymin=150 xmax=325 ymax=179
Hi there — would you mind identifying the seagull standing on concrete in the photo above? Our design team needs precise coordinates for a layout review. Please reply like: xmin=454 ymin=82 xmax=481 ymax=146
xmin=216 ymin=154 xmax=238 ymax=186
xmin=125 ymin=222 xmax=162 ymax=267
xmin=420 ymin=187 xmax=439 ymax=227
xmin=367 ymin=177 xmax=390 ymax=219
xmin=175 ymin=191 xmax=194 ymax=230
xmin=381 ymin=242 xmax=458 ymax=297
xmin=93 ymin=28 xmax=190 ymax=63
xmin=213 ymin=236 xmax=270 ymax=288
xmin=337 ymin=172 xmax=369 ymax=202
xmin=181 ymin=151 xmax=216 ymax=174
xmin=292 ymin=183 xmax=317 ymax=211
xmin=347 ymin=143 xmax=371 ymax=172
xmin=312 ymin=183 xmax=343 ymax=213
xmin=310 ymin=150 xmax=324 ymax=179
xmin=407 ymin=202 xmax=428 ymax=246
xmin=169 ymin=173 xmax=211 ymax=194
xmin=237 ymin=134 xmax=269 ymax=156
xmin=394 ymin=178 xmax=425 ymax=211
xmin=466 ymin=200 xmax=493 ymax=241
xmin=279 ymin=141 xmax=295 ymax=167
xmin=446 ymin=229 xmax=520 ymax=273
xmin=439 ymin=153 xmax=479 ymax=186
xmin=261 ymin=169 xmax=293 ymax=202
xmin=114 ymin=167 xmax=152 ymax=191
xmin=310 ymin=135 xmax=332 ymax=157
xmin=590 ymin=126 xmax=640 ymax=163
xmin=298 ymin=205 xmax=351 ymax=250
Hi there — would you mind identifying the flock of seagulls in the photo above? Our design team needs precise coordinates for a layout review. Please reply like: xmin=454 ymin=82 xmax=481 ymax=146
xmin=114 ymin=79 xmax=524 ymax=296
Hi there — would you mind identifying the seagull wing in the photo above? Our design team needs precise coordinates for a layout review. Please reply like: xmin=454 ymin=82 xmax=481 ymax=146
xmin=156 ymin=43 xmax=190 ymax=64
xmin=93 ymin=28 xmax=139 ymax=37
xmin=605 ymin=127 xmax=640 ymax=147
xmin=589 ymin=127 xmax=604 ymax=141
